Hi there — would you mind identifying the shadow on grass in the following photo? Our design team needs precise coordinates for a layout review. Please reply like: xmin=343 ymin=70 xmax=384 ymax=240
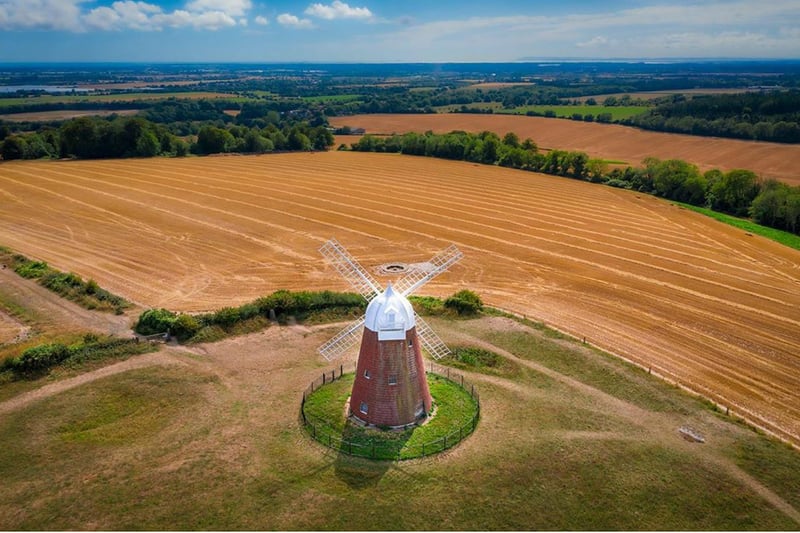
xmin=333 ymin=420 xmax=415 ymax=488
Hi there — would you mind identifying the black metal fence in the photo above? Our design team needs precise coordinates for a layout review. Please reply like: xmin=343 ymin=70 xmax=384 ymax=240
xmin=300 ymin=361 xmax=480 ymax=460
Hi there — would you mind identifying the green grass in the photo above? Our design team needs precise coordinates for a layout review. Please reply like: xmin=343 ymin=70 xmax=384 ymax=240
xmin=302 ymin=373 xmax=479 ymax=460
xmin=1 ymin=317 xmax=799 ymax=530
xmin=676 ymin=202 xmax=800 ymax=250
xmin=299 ymin=94 xmax=363 ymax=103
xmin=503 ymin=104 xmax=648 ymax=120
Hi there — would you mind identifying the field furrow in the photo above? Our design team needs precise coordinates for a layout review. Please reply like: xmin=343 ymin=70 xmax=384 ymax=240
xmin=1 ymin=151 xmax=798 ymax=445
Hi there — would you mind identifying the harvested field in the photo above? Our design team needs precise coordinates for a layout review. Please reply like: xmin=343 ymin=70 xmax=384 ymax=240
xmin=0 ymin=152 xmax=798 ymax=446
xmin=329 ymin=114 xmax=800 ymax=186
xmin=0 ymin=109 xmax=140 ymax=122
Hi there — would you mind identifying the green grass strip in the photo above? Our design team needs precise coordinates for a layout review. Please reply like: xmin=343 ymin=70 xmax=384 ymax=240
xmin=675 ymin=202 xmax=800 ymax=251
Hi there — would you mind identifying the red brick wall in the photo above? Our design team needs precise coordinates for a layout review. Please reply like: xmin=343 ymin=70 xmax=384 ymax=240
xmin=350 ymin=327 xmax=432 ymax=427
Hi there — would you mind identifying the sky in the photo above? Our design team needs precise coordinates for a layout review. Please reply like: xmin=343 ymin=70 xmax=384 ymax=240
xmin=0 ymin=0 xmax=799 ymax=63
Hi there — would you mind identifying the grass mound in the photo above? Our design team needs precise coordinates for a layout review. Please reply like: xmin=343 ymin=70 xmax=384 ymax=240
xmin=302 ymin=372 xmax=479 ymax=460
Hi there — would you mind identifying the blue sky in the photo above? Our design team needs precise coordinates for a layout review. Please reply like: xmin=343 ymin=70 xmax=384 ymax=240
xmin=1 ymin=0 xmax=798 ymax=63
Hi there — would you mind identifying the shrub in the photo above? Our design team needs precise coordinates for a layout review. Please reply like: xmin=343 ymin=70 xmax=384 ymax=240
xmin=135 ymin=308 xmax=177 ymax=335
xmin=171 ymin=313 xmax=201 ymax=341
xmin=12 ymin=343 xmax=70 ymax=373
xmin=443 ymin=289 xmax=483 ymax=316
xmin=14 ymin=259 xmax=49 ymax=278
xmin=409 ymin=295 xmax=445 ymax=315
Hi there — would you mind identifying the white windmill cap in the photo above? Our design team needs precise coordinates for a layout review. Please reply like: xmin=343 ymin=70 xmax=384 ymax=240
xmin=364 ymin=283 xmax=416 ymax=340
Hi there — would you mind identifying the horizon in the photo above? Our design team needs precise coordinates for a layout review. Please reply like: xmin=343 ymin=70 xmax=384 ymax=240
xmin=1 ymin=0 xmax=799 ymax=63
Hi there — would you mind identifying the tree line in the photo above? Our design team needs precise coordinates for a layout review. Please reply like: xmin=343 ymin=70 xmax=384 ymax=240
xmin=0 ymin=113 xmax=333 ymax=160
xmin=624 ymin=91 xmax=800 ymax=143
xmin=347 ymin=131 xmax=800 ymax=235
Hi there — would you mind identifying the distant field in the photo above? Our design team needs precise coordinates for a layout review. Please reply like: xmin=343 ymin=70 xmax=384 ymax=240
xmin=330 ymin=113 xmax=800 ymax=186
xmin=572 ymin=88 xmax=756 ymax=103
xmin=503 ymin=104 xmax=648 ymax=120
xmin=0 ymin=91 xmax=240 ymax=109
xmin=468 ymin=82 xmax=537 ymax=89
xmin=0 ymin=152 xmax=798 ymax=446
xmin=0 ymin=109 xmax=141 ymax=122
xmin=300 ymin=94 xmax=363 ymax=103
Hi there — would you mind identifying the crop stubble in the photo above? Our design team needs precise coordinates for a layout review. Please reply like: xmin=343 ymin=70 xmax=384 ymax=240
xmin=329 ymin=114 xmax=800 ymax=186
xmin=0 ymin=152 xmax=798 ymax=445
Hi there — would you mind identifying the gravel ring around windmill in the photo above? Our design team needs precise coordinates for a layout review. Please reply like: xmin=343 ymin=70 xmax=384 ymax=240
xmin=299 ymin=239 xmax=481 ymax=460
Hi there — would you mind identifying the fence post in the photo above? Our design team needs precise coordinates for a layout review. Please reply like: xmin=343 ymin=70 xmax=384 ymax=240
xmin=340 ymin=364 xmax=343 ymax=377
xmin=323 ymin=372 xmax=326 ymax=385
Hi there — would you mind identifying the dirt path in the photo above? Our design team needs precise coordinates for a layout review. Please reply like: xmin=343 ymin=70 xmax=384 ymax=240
xmin=0 ymin=351 xmax=180 ymax=416
xmin=0 ymin=267 xmax=134 ymax=337
xmin=444 ymin=322 xmax=800 ymax=526
xmin=0 ymin=309 xmax=26 ymax=344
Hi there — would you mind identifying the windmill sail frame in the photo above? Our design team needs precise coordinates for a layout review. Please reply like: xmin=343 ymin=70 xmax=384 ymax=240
xmin=318 ymin=239 xmax=462 ymax=361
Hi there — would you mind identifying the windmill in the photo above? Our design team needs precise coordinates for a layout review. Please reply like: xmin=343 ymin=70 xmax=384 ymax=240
xmin=319 ymin=238 xmax=463 ymax=428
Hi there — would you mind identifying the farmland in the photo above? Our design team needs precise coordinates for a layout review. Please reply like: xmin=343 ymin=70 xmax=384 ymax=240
xmin=435 ymin=104 xmax=648 ymax=120
xmin=329 ymin=113 xmax=800 ymax=186
xmin=0 ymin=109 xmax=140 ymax=122
xmin=0 ymin=152 xmax=798 ymax=447
xmin=0 ymin=91 xmax=240 ymax=109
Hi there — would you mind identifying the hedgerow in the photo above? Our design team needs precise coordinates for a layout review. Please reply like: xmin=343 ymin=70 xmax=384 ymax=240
xmin=0 ymin=248 xmax=129 ymax=314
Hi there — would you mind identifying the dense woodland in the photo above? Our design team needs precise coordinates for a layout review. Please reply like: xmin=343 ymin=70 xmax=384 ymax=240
xmin=624 ymin=91 xmax=800 ymax=142
xmin=0 ymin=104 xmax=334 ymax=160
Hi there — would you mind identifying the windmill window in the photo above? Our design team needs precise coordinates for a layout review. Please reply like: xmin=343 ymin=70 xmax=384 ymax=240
xmin=388 ymin=375 xmax=398 ymax=386
xmin=364 ymin=369 xmax=371 ymax=379
xmin=360 ymin=402 xmax=368 ymax=414
xmin=408 ymin=339 xmax=413 ymax=347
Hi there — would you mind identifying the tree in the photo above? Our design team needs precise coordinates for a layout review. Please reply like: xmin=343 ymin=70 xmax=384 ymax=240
xmin=1 ymin=135 xmax=27 ymax=160
xmin=502 ymin=132 xmax=520 ymax=148
xmin=196 ymin=126 xmax=235 ymax=154
xmin=710 ymin=169 xmax=760 ymax=216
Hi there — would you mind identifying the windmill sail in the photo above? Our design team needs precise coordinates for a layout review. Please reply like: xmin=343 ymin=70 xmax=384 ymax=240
xmin=415 ymin=315 xmax=452 ymax=360
xmin=319 ymin=238 xmax=381 ymax=301
xmin=319 ymin=317 xmax=366 ymax=361
xmin=318 ymin=239 xmax=463 ymax=362
xmin=394 ymin=244 xmax=463 ymax=296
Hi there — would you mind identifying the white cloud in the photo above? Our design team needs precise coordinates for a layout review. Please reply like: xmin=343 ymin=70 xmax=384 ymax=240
xmin=576 ymin=35 xmax=609 ymax=48
xmin=304 ymin=0 xmax=371 ymax=20
xmin=0 ymin=0 xmax=84 ymax=31
xmin=277 ymin=13 xmax=313 ymax=29
xmin=83 ymin=0 xmax=244 ymax=31
xmin=0 ymin=0 xmax=250 ymax=31
xmin=185 ymin=0 xmax=251 ymax=18
xmin=254 ymin=15 xmax=268 ymax=25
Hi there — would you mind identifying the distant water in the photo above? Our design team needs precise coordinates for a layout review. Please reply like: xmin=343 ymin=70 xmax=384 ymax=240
xmin=0 ymin=85 xmax=90 ymax=93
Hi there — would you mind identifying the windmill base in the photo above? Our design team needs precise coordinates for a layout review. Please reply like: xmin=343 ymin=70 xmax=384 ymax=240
xmin=345 ymin=396 xmax=436 ymax=431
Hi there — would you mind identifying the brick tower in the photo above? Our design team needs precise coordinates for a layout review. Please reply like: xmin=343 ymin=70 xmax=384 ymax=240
xmin=317 ymin=238 xmax=463 ymax=428
xmin=349 ymin=284 xmax=432 ymax=427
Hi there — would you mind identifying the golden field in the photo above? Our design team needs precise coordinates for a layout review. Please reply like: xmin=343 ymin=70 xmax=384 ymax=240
xmin=0 ymin=152 xmax=798 ymax=445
